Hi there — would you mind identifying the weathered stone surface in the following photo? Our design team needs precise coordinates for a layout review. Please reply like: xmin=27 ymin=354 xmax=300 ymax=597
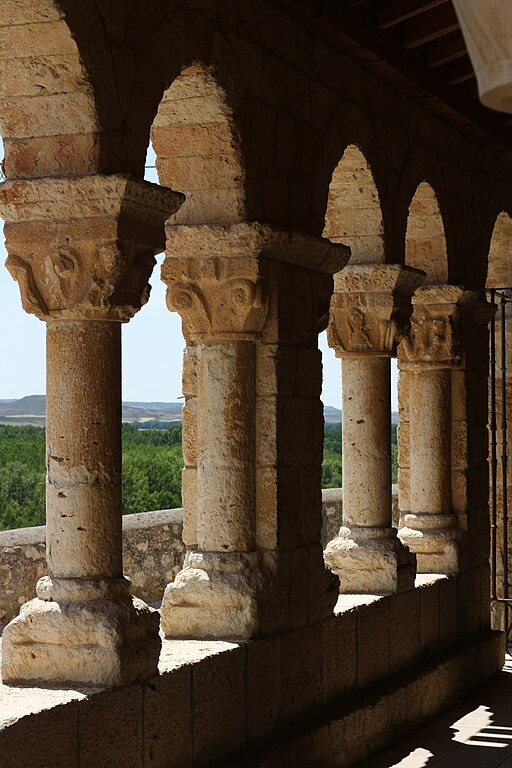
xmin=328 ymin=264 xmax=424 ymax=358
xmin=325 ymin=526 xmax=416 ymax=594
xmin=160 ymin=223 xmax=347 ymax=639
xmin=161 ymin=551 xmax=263 ymax=640
xmin=1 ymin=175 xmax=184 ymax=322
xmin=397 ymin=286 xmax=481 ymax=575
xmin=398 ymin=285 xmax=478 ymax=371
xmin=2 ymin=588 xmax=160 ymax=687
xmin=326 ymin=265 xmax=420 ymax=594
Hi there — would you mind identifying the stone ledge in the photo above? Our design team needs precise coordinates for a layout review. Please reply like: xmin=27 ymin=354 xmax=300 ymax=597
xmin=0 ymin=574 xmax=503 ymax=768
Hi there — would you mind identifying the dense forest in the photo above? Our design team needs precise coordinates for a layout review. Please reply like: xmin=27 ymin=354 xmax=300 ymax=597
xmin=0 ymin=423 xmax=398 ymax=531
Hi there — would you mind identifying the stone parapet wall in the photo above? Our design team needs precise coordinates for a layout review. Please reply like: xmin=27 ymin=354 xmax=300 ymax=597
xmin=0 ymin=489 xmax=400 ymax=625
xmin=0 ymin=571 xmax=503 ymax=768
xmin=0 ymin=508 xmax=185 ymax=624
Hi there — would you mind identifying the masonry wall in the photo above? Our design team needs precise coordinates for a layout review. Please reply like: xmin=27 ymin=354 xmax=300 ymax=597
xmin=0 ymin=571 xmax=503 ymax=768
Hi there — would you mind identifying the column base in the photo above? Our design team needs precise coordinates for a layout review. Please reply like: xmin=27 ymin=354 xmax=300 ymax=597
xmin=1 ymin=577 xmax=161 ymax=687
xmin=324 ymin=526 xmax=417 ymax=594
xmin=399 ymin=525 xmax=461 ymax=574
xmin=160 ymin=551 xmax=264 ymax=640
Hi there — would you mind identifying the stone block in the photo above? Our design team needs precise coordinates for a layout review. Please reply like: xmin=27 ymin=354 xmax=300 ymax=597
xmin=255 ymin=343 xmax=279 ymax=395
xmin=79 ymin=687 xmax=143 ymax=768
xmin=456 ymin=570 xmax=480 ymax=638
xmin=0 ymin=92 xmax=99 ymax=139
xmin=181 ymin=468 xmax=198 ymax=547
xmin=397 ymin=420 xmax=410 ymax=467
xmin=438 ymin=576 xmax=458 ymax=650
xmin=389 ymin=588 xmax=420 ymax=674
xmin=4 ymin=133 xmax=100 ymax=179
xmin=279 ymin=624 xmax=323 ymax=726
xmin=0 ymin=702 xmax=79 ymax=768
xmin=289 ymin=546 xmax=309 ymax=628
xmin=192 ymin=645 xmax=246 ymax=766
xmin=322 ymin=610 xmax=357 ymax=702
xmin=418 ymin=580 xmax=440 ymax=657
xmin=246 ymin=637 xmax=282 ymax=743
xmin=255 ymin=395 xmax=278 ymax=466
xmin=296 ymin=347 xmax=322 ymax=396
xmin=398 ymin=467 xmax=410 ymax=511
xmin=153 ymin=122 xmax=234 ymax=158
xmin=143 ymin=666 xmax=193 ymax=768
xmin=181 ymin=398 xmax=197 ymax=464
xmin=157 ymin=154 xmax=241 ymax=191
xmin=0 ymin=20 xmax=77 ymax=58
xmin=292 ymin=271 xmax=314 ymax=345
xmin=276 ymin=467 xmax=300 ymax=549
xmin=255 ymin=465 xmax=278 ymax=549
xmin=299 ymin=466 xmax=323 ymax=545
xmin=357 ymin=596 xmax=390 ymax=687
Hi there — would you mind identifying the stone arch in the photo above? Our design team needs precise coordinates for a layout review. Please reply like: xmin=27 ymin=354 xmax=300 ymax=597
xmin=405 ymin=182 xmax=448 ymax=283
xmin=150 ymin=63 xmax=246 ymax=225
xmin=0 ymin=1 xmax=121 ymax=179
xmin=486 ymin=211 xmax=512 ymax=289
xmin=323 ymin=144 xmax=384 ymax=264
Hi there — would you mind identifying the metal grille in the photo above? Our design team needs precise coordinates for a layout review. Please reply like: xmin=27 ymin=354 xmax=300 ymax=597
xmin=488 ymin=288 xmax=512 ymax=634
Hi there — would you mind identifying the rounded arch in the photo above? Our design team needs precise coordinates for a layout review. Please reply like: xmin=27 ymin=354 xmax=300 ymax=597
xmin=323 ymin=145 xmax=384 ymax=264
xmin=0 ymin=1 xmax=124 ymax=179
xmin=150 ymin=63 xmax=246 ymax=225
xmin=405 ymin=181 xmax=448 ymax=283
xmin=487 ymin=211 xmax=512 ymax=289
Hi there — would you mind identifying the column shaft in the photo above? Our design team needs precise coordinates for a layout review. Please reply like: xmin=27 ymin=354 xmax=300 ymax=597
xmin=409 ymin=369 xmax=451 ymax=516
xmin=342 ymin=357 xmax=391 ymax=529
xmin=46 ymin=320 xmax=122 ymax=580
xmin=197 ymin=341 xmax=255 ymax=552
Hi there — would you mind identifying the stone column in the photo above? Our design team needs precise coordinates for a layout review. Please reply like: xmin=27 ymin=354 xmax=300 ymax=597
xmin=0 ymin=175 xmax=183 ymax=686
xmin=398 ymin=285 xmax=478 ymax=574
xmin=324 ymin=264 xmax=424 ymax=594
xmin=160 ymin=223 xmax=349 ymax=639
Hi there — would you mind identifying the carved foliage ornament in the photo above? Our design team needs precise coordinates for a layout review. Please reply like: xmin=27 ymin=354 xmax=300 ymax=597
xmin=166 ymin=272 xmax=269 ymax=340
xmin=6 ymin=240 xmax=156 ymax=322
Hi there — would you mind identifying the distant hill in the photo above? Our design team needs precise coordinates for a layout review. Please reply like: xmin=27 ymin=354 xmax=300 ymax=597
xmin=0 ymin=395 xmax=184 ymax=426
xmin=0 ymin=395 xmax=344 ymax=426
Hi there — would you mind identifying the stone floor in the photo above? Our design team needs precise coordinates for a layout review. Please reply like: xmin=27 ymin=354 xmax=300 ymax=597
xmin=364 ymin=654 xmax=512 ymax=768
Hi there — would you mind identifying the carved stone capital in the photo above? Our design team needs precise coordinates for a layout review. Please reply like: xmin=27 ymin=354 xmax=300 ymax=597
xmin=0 ymin=175 xmax=184 ymax=321
xmin=398 ymin=285 xmax=478 ymax=370
xmin=162 ymin=222 xmax=350 ymax=341
xmin=166 ymin=263 xmax=269 ymax=340
xmin=327 ymin=264 xmax=424 ymax=357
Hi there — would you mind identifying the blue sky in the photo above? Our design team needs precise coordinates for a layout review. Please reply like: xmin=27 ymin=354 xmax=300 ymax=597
xmin=0 ymin=143 xmax=397 ymax=408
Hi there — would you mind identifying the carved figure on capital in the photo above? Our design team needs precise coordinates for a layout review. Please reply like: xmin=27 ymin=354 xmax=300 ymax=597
xmin=328 ymin=295 xmax=407 ymax=358
xmin=399 ymin=305 xmax=460 ymax=367
xmin=328 ymin=264 xmax=425 ymax=359
xmin=398 ymin=286 xmax=478 ymax=369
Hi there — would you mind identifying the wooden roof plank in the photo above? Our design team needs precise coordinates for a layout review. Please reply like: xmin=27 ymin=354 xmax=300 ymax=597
xmin=428 ymin=33 xmax=467 ymax=67
xmin=403 ymin=4 xmax=459 ymax=49
xmin=379 ymin=0 xmax=448 ymax=30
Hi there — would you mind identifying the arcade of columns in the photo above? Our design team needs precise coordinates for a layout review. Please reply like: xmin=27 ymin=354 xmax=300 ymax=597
xmin=0 ymin=164 xmax=493 ymax=687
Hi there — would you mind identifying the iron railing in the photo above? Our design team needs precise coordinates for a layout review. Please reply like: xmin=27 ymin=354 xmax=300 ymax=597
xmin=488 ymin=288 xmax=512 ymax=635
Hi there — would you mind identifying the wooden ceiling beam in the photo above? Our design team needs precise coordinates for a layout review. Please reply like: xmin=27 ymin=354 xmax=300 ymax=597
xmin=378 ymin=0 xmax=448 ymax=30
xmin=403 ymin=4 xmax=460 ymax=49
xmin=447 ymin=60 xmax=476 ymax=86
xmin=428 ymin=34 xmax=467 ymax=67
